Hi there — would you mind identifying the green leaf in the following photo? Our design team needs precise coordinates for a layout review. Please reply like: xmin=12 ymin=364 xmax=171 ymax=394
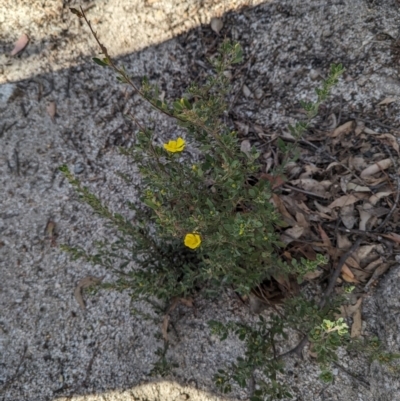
xmin=143 ymin=199 xmax=158 ymax=210
xmin=70 ymin=8 xmax=83 ymax=18
xmin=93 ymin=57 xmax=108 ymax=67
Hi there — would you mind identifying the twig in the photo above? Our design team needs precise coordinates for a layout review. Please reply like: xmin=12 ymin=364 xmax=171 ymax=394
xmin=373 ymin=145 xmax=399 ymax=232
xmin=229 ymin=52 xmax=256 ymax=111
xmin=332 ymin=361 xmax=371 ymax=389
xmin=0 ymin=345 xmax=27 ymax=394
xmin=319 ymin=236 xmax=363 ymax=309
xmin=374 ymin=176 xmax=400 ymax=232
xmin=282 ymin=184 xmax=328 ymax=199
xmin=350 ymin=116 xmax=400 ymax=132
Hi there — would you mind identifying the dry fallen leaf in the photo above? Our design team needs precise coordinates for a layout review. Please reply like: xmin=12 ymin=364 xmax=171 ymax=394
xmin=381 ymin=232 xmax=400 ymax=244
xmin=358 ymin=204 xmax=373 ymax=231
xmin=363 ymin=257 xmax=384 ymax=273
xmin=271 ymin=194 xmax=296 ymax=226
xmin=377 ymin=97 xmax=397 ymax=106
xmin=360 ymin=159 xmax=392 ymax=178
xmin=328 ymin=194 xmax=359 ymax=209
xmin=210 ymin=17 xmax=223 ymax=34
xmin=47 ymin=102 xmax=56 ymax=123
xmin=345 ymin=256 xmax=360 ymax=269
xmin=330 ymin=121 xmax=355 ymax=138
xmin=302 ymin=269 xmax=323 ymax=281
xmin=295 ymin=211 xmax=309 ymax=228
xmin=346 ymin=182 xmax=371 ymax=192
xmin=340 ymin=204 xmax=356 ymax=229
xmin=285 ymin=225 xmax=305 ymax=239
xmin=355 ymin=245 xmax=376 ymax=264
xmin=179 ymin=297 xmax=194 ymax=308
xmin=74 ymin=276 xmax=104 ymax=310
xmin=11 ymin=33 xmax=30 ymax=56
xmin=351 ymin=308 xmax=362 ymax=338
xmin=345 ymin=297 xmax=363 ymax=317
xmin=341 ymin=263 xmax=355 ymax=279
xmin=240 ymin=139 xmax=251 ymax=157
xmin=348 ymin=156 xmax=368 ymax=172
xmin=314 ymin=201 xmax=331 ymax=214
xmin=290 ymin=178 xmax=330 ymax=198
xmin=337 ymin=233 xmax=352 ymax=251
xmin=364 ymin=263 xmax=391 ymax=290
xmin=376 ymin=134 xmax=400 ymax=155
xmin=162 ymin=314 xmax=170 ymax=341
xmin=369 ymin=191 xmax=392 ymax=206
xmin=342 ymin=272 xmax=360 ymax=284
xmin=317 ymin=224 xmax=333 ymax=248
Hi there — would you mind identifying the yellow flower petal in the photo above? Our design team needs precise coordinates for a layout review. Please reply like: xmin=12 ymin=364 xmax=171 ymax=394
xmin=163 ymin=137 xmax=185 ymax=153
xmin=184 ymin=233 xmax=201 ymax=249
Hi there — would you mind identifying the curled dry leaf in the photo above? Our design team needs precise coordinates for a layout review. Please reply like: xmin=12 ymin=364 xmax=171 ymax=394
xmin=330 ymin=121 xmax=355 ymax=138
xmin=351 ymin=308 xmax=362 ymax=338
xmin=369 ymin=191 xmax=392 ymax=206
xmin=326 ymin=161 xmax=341 ymax=171
xmin=74 ymin=275 xmax=104 ymax=310
xmin=210 ymin=17 xmax=224 ymax=34
xmin=346 ymin=182 xmax=371 ymax=192
xmin=377 ymin=97 xmax=397 ymax=106
xmin=11 ymin=33 xmax=30 ymax=56
xmin=360 ymin=159 xmax=392 ymax=178
xmin=381 ymin=232 xmax=400 ymax=244
xmin=376 ymin=134 xmax=400 ymax=155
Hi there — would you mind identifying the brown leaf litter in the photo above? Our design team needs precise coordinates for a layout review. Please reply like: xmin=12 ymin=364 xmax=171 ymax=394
xmin=250 ymin=114 xmax=400 ymax=307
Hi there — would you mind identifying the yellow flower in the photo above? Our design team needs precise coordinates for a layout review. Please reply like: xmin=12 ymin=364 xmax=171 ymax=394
xmin=184 ymin=233 xmax=201 ymax=249
xmin=163 ymin=137 xmax=185 ymax=153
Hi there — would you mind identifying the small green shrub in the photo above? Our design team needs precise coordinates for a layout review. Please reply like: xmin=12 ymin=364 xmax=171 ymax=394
xmin=61 ymin=7 xmax=400 ymax=400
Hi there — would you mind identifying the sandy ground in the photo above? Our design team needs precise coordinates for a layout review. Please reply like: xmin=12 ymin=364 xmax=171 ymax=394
xmin=1 ymin=0 xmax=400 ymax=400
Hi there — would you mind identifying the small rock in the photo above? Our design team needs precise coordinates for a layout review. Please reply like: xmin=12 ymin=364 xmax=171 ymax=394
xmin=74 ymin=162 xmax=85 ymax=174
xmin=242 ymin=84 xmax=252 ymax=98
xmin=309 ymin=69 xmax=320 ymax=81
xmin=254 ymin=88 xmax=264 ymax=99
